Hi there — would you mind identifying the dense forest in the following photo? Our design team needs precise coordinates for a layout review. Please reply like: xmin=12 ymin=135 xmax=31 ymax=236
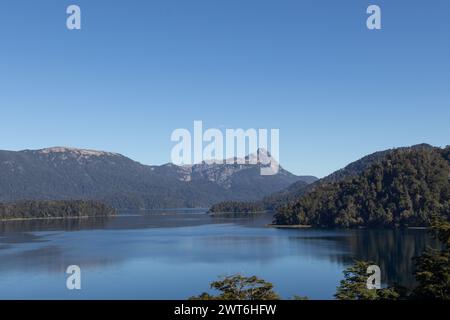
xmin=208 ymin=201 xmax=265 ymax=216
xmin=274 ymin=146 xmax=450 ymax=228
xmin=261 ymin=144 xmax=438 ymax=211
xmin=0 ymin=200 xmax=117 ymax=220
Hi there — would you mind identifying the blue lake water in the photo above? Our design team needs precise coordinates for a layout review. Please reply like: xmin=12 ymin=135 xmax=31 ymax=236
xmin=0 ymin=211 xmax=435 ymax=300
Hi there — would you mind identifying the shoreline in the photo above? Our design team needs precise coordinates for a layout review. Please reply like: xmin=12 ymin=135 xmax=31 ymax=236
xmin=209 ymin=211 xmax=267 ymax=216
xmin=0 ymin=215 xmax=115 ymax=222
xmin=266 ymin=224 xmax=430 ymax=230
xmin=266 ymin=224 xmax=312 ymax=229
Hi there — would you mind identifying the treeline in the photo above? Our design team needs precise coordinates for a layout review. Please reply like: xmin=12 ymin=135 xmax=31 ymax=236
xmin=0 ymin=200 xmax=117 ymax=220
xmin=208 ymin=201 xmax=265 ymax=216
xmin=275 ymin=147 xmax=450 ymax=227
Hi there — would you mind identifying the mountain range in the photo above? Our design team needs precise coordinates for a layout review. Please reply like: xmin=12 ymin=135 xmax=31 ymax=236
xmin=0 ymin=147 xmax=316 ymax=210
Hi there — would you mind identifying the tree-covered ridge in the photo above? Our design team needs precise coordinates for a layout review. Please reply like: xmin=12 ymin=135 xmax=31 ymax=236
xmin=0 ymin=200 xmax=117 ymax=220
xmin=208 ymin=201 xmax=265 ymax=215
xmin=275 ymin=146 xmax=450 ymax=228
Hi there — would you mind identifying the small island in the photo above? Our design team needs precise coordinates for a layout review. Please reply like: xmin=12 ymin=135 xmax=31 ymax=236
xmin=0 ymin=200 xmax=117 ymax=221
xmin=208 ymin=201 xmax=266 ymax=217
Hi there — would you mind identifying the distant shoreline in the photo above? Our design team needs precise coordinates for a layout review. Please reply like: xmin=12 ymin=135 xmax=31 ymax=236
xmin=266 ymin=224 xmax=312 ymax=229
xmin=209 ymin=211 xmax=267 ymax=216
xmin=0 ymin=215 xmax=113 ymax=222
xmin=267 ymin=224 xmax=430 ymax=230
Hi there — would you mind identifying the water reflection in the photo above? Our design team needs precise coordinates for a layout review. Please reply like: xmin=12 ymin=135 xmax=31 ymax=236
xmin=0 ymin=216 xmax=114 ymax=234
xmin=344 ymin=229 xmax=438 ymax=287
xmin=0 ymin=212 xmax=436 ymax=299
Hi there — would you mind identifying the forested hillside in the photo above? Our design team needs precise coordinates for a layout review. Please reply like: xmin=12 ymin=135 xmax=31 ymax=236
xmin=274 ymin=146 xmax=450 ymax=227
xmin=0 ymin=200 xmax=117 ymax=220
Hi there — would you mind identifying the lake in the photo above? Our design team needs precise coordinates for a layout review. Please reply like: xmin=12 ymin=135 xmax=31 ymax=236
xmin=0 ymin=210 xmax=437 ymax=300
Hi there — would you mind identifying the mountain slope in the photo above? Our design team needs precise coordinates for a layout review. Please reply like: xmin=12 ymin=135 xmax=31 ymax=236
xmin=0 ymin=147 xmax=312 ymax=210
xmin=274 ymin=146 xmax=450 ymax=227
xmin=263 ymin=144 xmax=436 ymax=210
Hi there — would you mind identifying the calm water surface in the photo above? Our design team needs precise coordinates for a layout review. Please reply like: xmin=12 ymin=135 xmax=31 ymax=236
xmin=0 ymin=210 xmax=436 ymax=299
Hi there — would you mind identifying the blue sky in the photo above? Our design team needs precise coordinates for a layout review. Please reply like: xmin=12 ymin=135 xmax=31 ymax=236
xmin=0 ymin=0 xmax=449 ymax=177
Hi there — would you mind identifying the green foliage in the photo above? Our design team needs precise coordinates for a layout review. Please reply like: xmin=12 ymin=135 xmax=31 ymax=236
xmin=412 ymin=218 xmax=450 ymax=300
xmin=190 ymin=274 xmax=281 ymax=300
xmin=0 ymin=200 xmax=117 ymax=220
xmin=208 ymin=201 xmax=265 ymax=216
xmin=335 ymin=260 xmax=401 ymax=300
xmin=275 ymin=146 xmax=450 ymax=228
xmin=336 ymin=218 xmax=450 ymax=300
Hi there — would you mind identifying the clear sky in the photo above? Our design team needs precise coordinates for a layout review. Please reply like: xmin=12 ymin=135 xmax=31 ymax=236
xmin=0 ymin=0 xmax=449 ymax=178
